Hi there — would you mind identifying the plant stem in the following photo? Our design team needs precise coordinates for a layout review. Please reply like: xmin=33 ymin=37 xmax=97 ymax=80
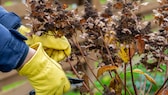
xmin=124 ymin=63 xmax=127 ymax=95
xmin=72 ymin=36 xmax=104 ymax=87
xmin=121 ymin=76 xmax=132 ymax=95
xmin=155 ymin=77 xmax=168 ymax=95
xmin=87 ymin=74 xmax=102 ymax=93
xmin=129 ymin=46 xmax=138 ymax=95
xmin=100 ymin=30 xmax=132 ymax=95
xmin=76 ymin=56 xmax=102 ymax=93
xmin=147 ymin=48 xmax=165 ymax=94
xmin=166 ymin=61 xmax=168 ymax=79
xmin=64 ymin=51 xmax=90 ymax=92
xmin=142 ymin=80 xmax=147 ymax=95
xmin=99 ymin=30 xmax=117 ymax=79
xmin=100 ymin=29 xmax=130 ymax=94
xmin=126 ymin=87 xmax=132 ymax=95
xmin=99 ymin=31 xmax=115 ymax=66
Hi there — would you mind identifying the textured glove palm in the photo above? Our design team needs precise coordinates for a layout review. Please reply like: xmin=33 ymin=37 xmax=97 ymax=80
xmin=18 ymin=25 xmax=71 ymax=62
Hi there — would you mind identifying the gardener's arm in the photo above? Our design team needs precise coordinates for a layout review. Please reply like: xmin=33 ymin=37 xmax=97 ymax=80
xmin=17 ymin=47 xmax=36 ymax=70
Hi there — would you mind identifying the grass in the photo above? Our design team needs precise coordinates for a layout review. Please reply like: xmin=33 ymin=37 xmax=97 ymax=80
xmin=100 ymin=0 xmax=107 ymax=4
xmin=2 ymin=80 xmax=26 ymax=92
xmin=144 ymin=13 xmax=154 ymax=21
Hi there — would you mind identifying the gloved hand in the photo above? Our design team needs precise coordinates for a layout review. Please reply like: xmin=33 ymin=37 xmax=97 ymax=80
xmin=18 ymin=42 xmax=70 ymax=95
xmin=18 ymin=25 xmax=71 ymax=62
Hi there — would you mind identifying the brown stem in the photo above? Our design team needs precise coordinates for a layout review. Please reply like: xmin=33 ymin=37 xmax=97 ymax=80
xmin=64 ymin=51 xmax=90 ymax=92
xmin=99 ymin=30 xmax=131 ymax=94
xmin=88 ymin=55 xmax=100 ymax=62
xmin=99 ymin=30 xmax=117 ymax=79
xmin=147 ymin=47 xmax=166 ymax=94
xmin=121 ymin=77 xmax=132 ymax=95
xmin=87 ymin=74 xmax=102 ymax=93
xmin=71 ymin=37 xmax=104 ymax=87
xmin=76 ymin=56 xmax=102 ymax=93
xmin=155 ymin=77 xmax=168 ymax=95
xmin=129 ymin=46 xmax=138 ymax=95
xmin=99 ymin=30 xmax=132 ymax=95
xmin=99 ymin=31 xmax=115 ymax=66
xmin=124 ymin=63 xmax=127 ymax=95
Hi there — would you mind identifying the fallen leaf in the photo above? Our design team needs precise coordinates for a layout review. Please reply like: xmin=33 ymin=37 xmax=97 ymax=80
xmin=97 ymin=65 xmax=118 ymax=78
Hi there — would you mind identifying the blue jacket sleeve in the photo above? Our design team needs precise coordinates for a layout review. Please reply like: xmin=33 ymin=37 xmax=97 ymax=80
xmin=0 ymin=6 xmax=21 ymax=30
xmin=0 ymin=24 xmax=29 ymax=72
xmin=0 ymin=6 xmax=27 ymax=41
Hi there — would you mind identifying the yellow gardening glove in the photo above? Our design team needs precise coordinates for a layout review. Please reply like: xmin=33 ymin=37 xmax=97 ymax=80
xmin=18 ymin=42 xmax=70 ymax=95
xmin=18 ymin=25 xmax=71 ymax=62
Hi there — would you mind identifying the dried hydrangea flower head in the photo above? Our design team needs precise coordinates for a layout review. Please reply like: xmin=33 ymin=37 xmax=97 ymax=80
xmin=26 ymin=0 xmax=81 ymax=38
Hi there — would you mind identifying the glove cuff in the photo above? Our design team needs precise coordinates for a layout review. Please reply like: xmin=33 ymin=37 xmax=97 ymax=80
xmin=18 ymin=42 xmax=62 ymax=76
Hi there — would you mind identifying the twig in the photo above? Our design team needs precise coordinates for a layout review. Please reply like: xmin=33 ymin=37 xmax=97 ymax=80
xmin=129 ymin=46 xmax=138 ymax=95
xmin=76 ymin=56 xmax=102 ymax=93
xmin=124 ymin=63 xmax=127 ymax=95
xmin=126 ymin=87 xmax=132 ymax=95
xmin=155 ymin=77 xmax=168 ymax=95
xmin=100 ymin=30 xmax=132 ymax=95
xmin=142 ymin=80 xmax=147 ymax=95
xmin=64 ymin=51 xmax=90 ymax=92
xmin=88 ymin=55 xmax=100 ymax=62
xmin=71 ymin=35 xmax=104 ymax=87
xmin=87 ymin=74 xmax=102 ymax=93
xmin=121 ymin=77 xmax=132 ymax=95
xmin=166 ymin=61 xmax=168 ymax=79
xmin=99 ymin=31 xmax=115 ymax=66
xmin=146 ymin=47 xmax=166 ymax=94
xmin=100 ymin=28 xmax=132 ymax=95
